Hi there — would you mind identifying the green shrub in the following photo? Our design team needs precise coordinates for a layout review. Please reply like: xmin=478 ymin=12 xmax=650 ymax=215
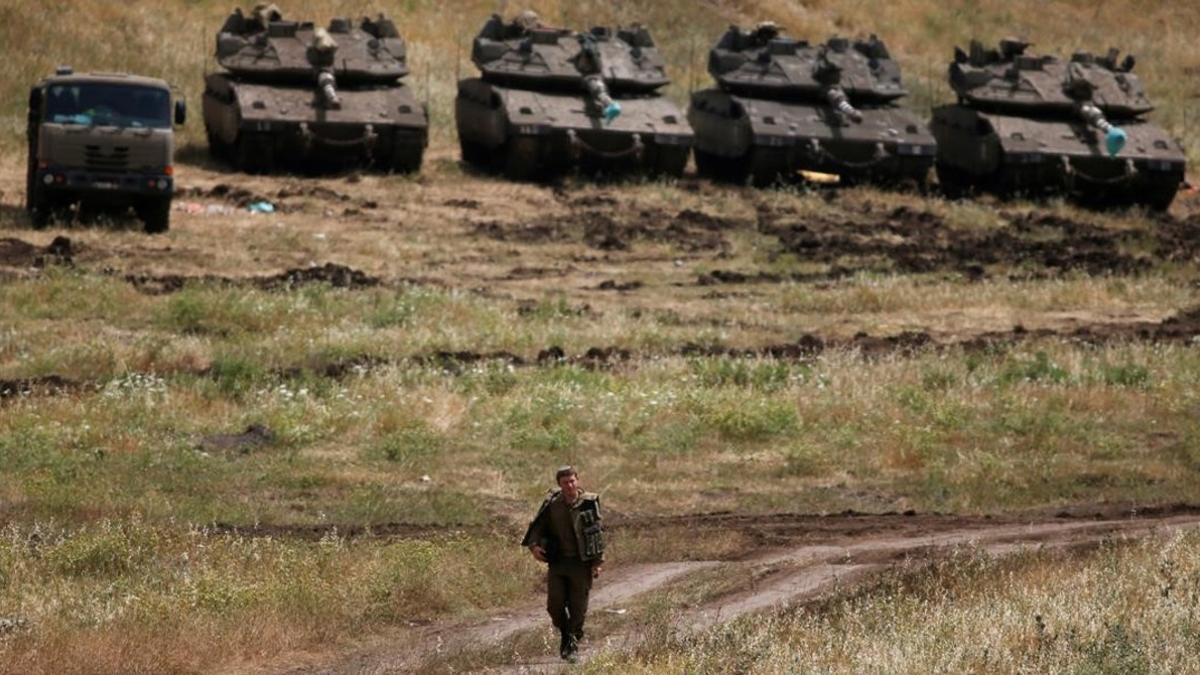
xmin=998 ymin=351 xmax=1070 ymax=386
xmin=46 ymin=522 xmax=153 ymax=578
xmin=1099 ymin=363 xmax=1152 ymax=388
xmin=703 ymin=399 xmax=799 ymax=442
xmin=369 ymin=422 xmax=443 ymax=465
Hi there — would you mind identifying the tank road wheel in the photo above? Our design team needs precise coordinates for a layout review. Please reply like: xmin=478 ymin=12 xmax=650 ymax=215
xmin=388 ymin=146 xmax=424 ymax=175
xmin=206 ymin=130 xmax=232 ymax=163
xmin=695 ymin=148 xmax=751 ymax=184
xmin=138 ymin=197 xmax=171 ymax=234
xmin=235 ymin=134 xmax=275 ymax=175
xmin=749 ymin=149 xmax=789 ymax=187
xmin=935 ymin=162 xmax=975 ymax=200
xmin=503 ymin=136 xmax=542 ymax=181
xmin=459 ymin=138 xmax=493 ymax=169
xmin=1137 ymin=184 xmax=1180 ymax=212
xmin=650 ymin=145 xmax=689 ymax=179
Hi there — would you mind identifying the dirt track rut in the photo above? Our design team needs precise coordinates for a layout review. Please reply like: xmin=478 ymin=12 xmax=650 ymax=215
xmin=260 ymin=509 xmax=1200 ymax=675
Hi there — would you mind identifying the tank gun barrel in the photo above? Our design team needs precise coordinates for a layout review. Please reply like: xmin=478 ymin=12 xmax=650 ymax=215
xmin=825 ymin=85 xmax=863 ymax=123
xmin=1077 ymin=101 xmax=1126 ymax=156
xmin=584 ymin=75 xmax=621 ymax=123
xmin=317 ymin=70 xmax=341 ymax=109
xmin=575 ymin=34 xmax=622 ymax=123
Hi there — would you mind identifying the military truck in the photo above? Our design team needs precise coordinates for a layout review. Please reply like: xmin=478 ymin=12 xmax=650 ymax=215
xmin=25 ymin=68 xmax=186 ymax=233
xmin=931 ymin=39 xmax=1187 ymax=210
xmin=203 ymin=5 xmax=428 ymax=173
xmin=456 ymin=12 xmax=693 ymax=180
xmin=689 ymin=24 xmax=937 ymax=187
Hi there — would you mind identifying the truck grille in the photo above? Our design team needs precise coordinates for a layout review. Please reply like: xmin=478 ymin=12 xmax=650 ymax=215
xmin=84 ymin=145 xmax=130 ymax=171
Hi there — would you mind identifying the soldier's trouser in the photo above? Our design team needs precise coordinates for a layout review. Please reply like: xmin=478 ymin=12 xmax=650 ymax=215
xmin=547 ymin=558 xmax=593 ymax=639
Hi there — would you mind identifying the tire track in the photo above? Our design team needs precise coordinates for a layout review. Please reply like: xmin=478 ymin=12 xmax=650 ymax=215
xmin=253 ymin=510 xmax=1200 ymax=675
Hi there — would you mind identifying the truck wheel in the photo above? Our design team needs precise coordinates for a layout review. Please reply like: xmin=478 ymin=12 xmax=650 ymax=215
xmin=139 ymin=197 xmax=171 ymax=234
xmin=27 ymin=184 xmax=51 ymax=230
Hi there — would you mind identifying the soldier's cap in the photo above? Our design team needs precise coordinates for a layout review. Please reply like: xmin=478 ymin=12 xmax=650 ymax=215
xmin=555 ymin=465 xmax=577 ymax=482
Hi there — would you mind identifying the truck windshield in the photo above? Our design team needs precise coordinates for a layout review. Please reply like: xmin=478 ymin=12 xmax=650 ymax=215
xmin=44 ymin=83 xmax=171 ymax=129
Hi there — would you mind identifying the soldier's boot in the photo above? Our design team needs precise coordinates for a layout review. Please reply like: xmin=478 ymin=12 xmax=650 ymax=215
xmin=559 ymin=631 xmax=572 ymax=660
xmin=563 ymin=634 xmax=580 ymax=663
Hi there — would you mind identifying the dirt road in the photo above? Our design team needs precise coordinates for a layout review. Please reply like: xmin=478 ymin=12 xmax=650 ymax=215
xmin=246 ymin=507 xmax=1200 ymax=674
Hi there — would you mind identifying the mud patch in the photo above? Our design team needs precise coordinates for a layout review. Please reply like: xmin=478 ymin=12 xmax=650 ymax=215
xmin=0 ymin=376 xmax=85 ymax=401
xmin=123 ymin=263 xmax=382 ymax=294
xmin=582 ymin=210 xmax=731 ymax=253
xmin=0 ymin=236 xmax=75 ymax=268
xmin=197 ymin=424 xmax=276 ymax=455
xmin=474 ymin=220 xmax=570 ymax=244
xmin=258 ymin=263 xmax=381 ymax=290
xmin=478 ymin=207 xmax=738 ymax=254
xmin=759 ymin=205 xmax=1191 ymax=279
xmin=179 ymin=183 xmax=280 ymax=210
xmin=596 ymin=279 xmax=644 ymax=292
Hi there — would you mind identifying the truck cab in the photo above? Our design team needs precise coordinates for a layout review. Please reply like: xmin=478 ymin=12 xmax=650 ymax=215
xmin=25 ymin=69 xmax=187 ymax=233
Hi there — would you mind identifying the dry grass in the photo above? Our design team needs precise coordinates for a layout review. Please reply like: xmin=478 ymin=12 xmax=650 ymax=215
xmin=584 ymin=530 xmax=1200 ymax=673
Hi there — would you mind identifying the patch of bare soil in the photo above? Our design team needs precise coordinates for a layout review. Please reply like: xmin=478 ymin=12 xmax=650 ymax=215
xmin=0 ymin=375 xmax=85 ymax=402
xmin=0 ymin=236 xmax=75 ymax=268
xmin=123 ymin=263 xmax=382 ymax=295
xmin=196 ymin=424 xmax=276 ymax=455
xmin=755 ymin=204 xmax=1200 ymax=280
xmin=477 ymin=206 xmax=738 ymax=254
xmin=266 ymin=507 xmax=1200 ymax=675
xmin=177 ymin=182 xmax=380 ymax=215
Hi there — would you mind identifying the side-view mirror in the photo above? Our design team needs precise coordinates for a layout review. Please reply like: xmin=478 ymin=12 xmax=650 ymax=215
xmin=28 ymin=87 xmax=42 ymax=113
xmin=174 ymin=99 xmax=187 ymax=126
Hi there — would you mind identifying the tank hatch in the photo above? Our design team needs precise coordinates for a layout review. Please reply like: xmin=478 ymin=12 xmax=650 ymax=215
xmin=215 ymin=6 xmax=410 ymax=84
xmin=471 ymin=13 xmax=671 ymax=94
xmin=949 ymin=39 xmax=1154 ymax=119
xmin=707 ymin=24 xmax=908 ymax=103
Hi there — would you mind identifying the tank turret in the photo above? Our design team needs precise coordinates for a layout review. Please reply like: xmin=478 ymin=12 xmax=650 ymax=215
xmin=456 ymin=13 xmax=693 ymax=180
xmin=689 ymin=24 xmax=936 ymax=187
xmin=214 ymin=7 xmax=411 ymax=83
xmin=202 ymin=5 xmax=428 ymax=173
xmin=707 ymin=25 xmax=908 ymax=104
xmin=931 ymin=40 xmax=1186 ymax=210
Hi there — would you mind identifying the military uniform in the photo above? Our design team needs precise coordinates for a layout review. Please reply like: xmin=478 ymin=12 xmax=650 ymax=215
xmin=521 ymin=488 xmax=605 ymax=657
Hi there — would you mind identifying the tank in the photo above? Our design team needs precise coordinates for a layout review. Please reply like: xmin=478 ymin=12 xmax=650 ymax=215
xmin=689 ymin=24 xmax=936 ymax=186
xmin=203 ymin=5 xmax=428 ymax=173
xmin=455 ymin=12 xmax=693 ymax=180
xmin=931 ymin=39 xmax=1187 ymax=210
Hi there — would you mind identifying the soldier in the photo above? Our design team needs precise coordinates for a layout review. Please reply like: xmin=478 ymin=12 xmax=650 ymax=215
xmin=521 ymin=465 xmax=605 ymax=662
